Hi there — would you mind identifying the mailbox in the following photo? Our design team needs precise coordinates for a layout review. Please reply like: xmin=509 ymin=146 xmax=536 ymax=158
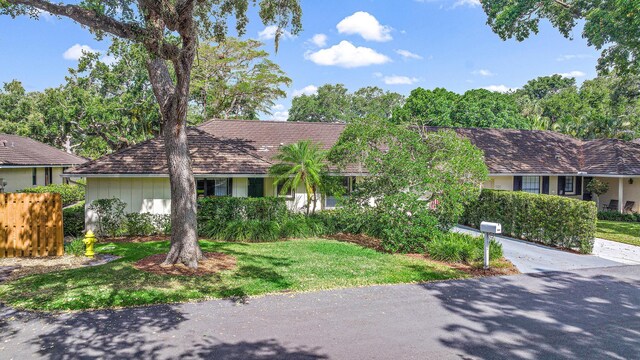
xmin=480 ymin=221 xmax=501 ymax=234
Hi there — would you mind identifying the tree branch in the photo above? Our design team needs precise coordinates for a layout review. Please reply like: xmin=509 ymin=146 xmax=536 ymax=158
xmin=7 ymin=0 xmax=143 ymax=40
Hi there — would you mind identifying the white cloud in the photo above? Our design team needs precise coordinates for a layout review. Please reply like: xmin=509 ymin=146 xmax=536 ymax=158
xmin=305 ymin=41 xmax=391 ymax=68
xmin=270 ymin=105 xmax=289 ymax=121
xmin=556 ymin=70 xmax=586 ymax=78
xmin=36 ymin=9 xmax=54 ymax=22
xmin=483 ymin=85 xmax=517 ymax=93
xmin=63 ymin=44 xmax=98 ymax=60
xmin=383 ymin=75 xmax=419 ymax=85
xmin=100 ymin=55 xmax=118 ymax=65
xmin=395 ymin=49 xmax=423 ymax=60
xmin=293 ymin=85 xmax=318 ymax=97
xmin=452 ymin=0 xmax=481 ymax=7
xmin=472 ymin=69 xmax=495 ymax=77
xmin=258 ymin=25 xmax=293 ymax=41
xmin=556 ymin=54 xmax=592 ymax=61
xmin=309 ymin=34 xmax=328 ymax=48
xmin=336 ymin=11 xmax=392 ymax=42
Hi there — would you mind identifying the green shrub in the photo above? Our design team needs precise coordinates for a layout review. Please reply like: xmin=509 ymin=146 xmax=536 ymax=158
xmin=124 ymin=213 xmax=156 ymax=236
xmin=197 ymin=197 xmax=288 ymax=238
xmin=64 ymin=238 xmax=85 ymax=257
xmin=598 ymin=210 xmax=640 ymax=222
xmin=88 ymin=198 xmax=126 ymax=237
xmin=218 ymin=220 xmax=281 ymax=242
xmin=280 ymin=214 xmax=328 ymax=238
xmin=463 ymin=189 xmax=597 ymax=254
xmin=63 ymin=201 xmax=85 ymax=237
xmin=19 ymin=183 xmax=85 ymax=207
xmin=427 ymin=232 xmax=502 ymax=263
xmin=152 ymin=214 xmax=172 ymax=235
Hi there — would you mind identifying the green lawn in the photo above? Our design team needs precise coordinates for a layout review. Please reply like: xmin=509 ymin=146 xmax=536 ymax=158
xmin=596 ymin=221 xmax=640 ymax=247
xmin=0 ymin=239 xmax=465 ymax=311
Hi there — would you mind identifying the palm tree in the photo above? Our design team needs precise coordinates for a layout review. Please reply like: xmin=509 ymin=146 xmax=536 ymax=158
xmin=269 ymin=140 xmax=327 ymax=215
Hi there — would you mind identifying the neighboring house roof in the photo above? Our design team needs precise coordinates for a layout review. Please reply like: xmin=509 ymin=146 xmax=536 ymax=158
xmin=65 ymin=120 xmax=640 ymax=177
xmin=0 ymin=134 xmax=86 ymax=167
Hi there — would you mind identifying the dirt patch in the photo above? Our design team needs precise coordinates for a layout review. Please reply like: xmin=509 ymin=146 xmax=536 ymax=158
xmin=133 ymin=252 xmax=237 ymax=276
xmin=0 ymin=254 xmax=118 ymax=282
xmin=325 ymin=233 xmax=386 ymax=252
xmin=406 ymin=254 xmax=520 ymax=277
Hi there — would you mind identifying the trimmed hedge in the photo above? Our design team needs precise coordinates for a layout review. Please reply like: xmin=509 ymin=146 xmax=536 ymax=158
xmin=19 ymin=183 xmax=85 ymax=207
xmin=63 ymin=201 xmax=85 ymax=237
xmin=598 ymin=210 xmax=640 ymax=223
xmin=463 ymin=189 xmax=597 ymax=254
xmin=197 ymin=197 xmax=289 ymax=240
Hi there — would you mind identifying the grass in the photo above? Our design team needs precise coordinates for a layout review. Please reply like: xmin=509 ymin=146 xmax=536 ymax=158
xmin=596 ymin=220 xmax=640 ymax=247
xmin=0 ymin=239 xmax=465 ymax=311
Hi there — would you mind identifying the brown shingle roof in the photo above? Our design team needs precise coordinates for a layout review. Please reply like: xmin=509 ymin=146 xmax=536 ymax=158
xmin=66 ymin=120 xmax=640 ymax=176
xmin=423 ymin=127 xmax=583 ymax=174
xmin=581 ymin=139 xmax=640 ymax=175
xmin=0 ymin=134 xmax=86 ymax=166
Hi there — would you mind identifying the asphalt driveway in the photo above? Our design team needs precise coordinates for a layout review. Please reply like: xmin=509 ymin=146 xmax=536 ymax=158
xmin=1 ymin=265 xmax=639 ymax=359
xmin=453 ymin=226 xmax=625 ymax=273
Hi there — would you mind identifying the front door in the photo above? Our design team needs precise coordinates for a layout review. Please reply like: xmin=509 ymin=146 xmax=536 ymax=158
xmin=583 ymin=177 xmax=594 ymax=201
xmin=248 ymin=178 xmax=264 ymax=198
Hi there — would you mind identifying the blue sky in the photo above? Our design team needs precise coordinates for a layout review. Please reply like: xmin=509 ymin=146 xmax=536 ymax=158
xmin=0 ymin=0 xmax=601 ymax=120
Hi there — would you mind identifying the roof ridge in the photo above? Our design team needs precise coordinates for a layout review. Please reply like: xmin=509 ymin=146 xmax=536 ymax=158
xmin=199 ymin=119 xmax=347 ymax=127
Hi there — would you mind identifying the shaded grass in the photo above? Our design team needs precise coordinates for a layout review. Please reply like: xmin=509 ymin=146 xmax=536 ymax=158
xmin=0 ymin=239 xmax=465 ymax=311
xmin=596 ymin=221 xmax=640 ymax=246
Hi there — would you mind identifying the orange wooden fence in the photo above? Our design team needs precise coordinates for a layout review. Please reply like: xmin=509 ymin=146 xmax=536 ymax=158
xmin=0 ymin=193 xmax=64 ymax=257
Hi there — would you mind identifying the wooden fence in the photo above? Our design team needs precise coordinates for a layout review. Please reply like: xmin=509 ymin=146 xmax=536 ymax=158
xmin=0 ymin=193 xmax=64 ymax=257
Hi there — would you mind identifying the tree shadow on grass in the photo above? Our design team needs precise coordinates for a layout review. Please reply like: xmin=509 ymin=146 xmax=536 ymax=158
xmin=422 ymin=268 xmax=640 ymax=359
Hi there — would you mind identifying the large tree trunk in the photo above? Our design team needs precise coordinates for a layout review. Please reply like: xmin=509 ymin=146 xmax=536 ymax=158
xmin=161 ymin=107 xmax=202 ymax=267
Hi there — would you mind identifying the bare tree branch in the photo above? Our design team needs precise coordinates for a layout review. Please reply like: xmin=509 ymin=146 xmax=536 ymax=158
xmin=6 ymin=0 xmax=143 ymax=40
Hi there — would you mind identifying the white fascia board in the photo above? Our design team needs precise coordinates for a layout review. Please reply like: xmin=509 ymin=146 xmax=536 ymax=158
xmin=0 ymin=164 xmax=81 ymax=169
xmin=489 ymin=173 xmax=635 ymax=178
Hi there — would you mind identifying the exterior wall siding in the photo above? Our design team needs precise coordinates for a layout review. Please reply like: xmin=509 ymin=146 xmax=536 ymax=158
xmin=0 ymin=166 xmax=66 ymax=193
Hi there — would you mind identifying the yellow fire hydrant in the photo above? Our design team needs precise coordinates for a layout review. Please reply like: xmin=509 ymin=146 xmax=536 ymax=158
xmin=83 ymin=230 xmax=96 ymax=258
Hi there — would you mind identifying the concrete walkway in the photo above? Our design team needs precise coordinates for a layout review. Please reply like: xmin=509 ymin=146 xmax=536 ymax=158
xmin=593 ymin=238 xmax=640 ymax=265
xmin=1 ymin=265 xmax=638 ymax=359
xmin=453 ymin=226 xmax=624 ymax=273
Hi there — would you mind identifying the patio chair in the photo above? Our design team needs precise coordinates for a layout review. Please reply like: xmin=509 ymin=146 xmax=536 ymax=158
xmin=624 ymin=201 xmax=635 ymax=213
xmin=602 ymin=199 xmax=619 ymax=211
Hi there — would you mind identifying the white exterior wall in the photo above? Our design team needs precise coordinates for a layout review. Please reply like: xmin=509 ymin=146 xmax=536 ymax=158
xmin=85 ymin=177 xmax=171 ymax=231
xmin=0 ymin=166 xmax=66 ymax=193
xmin=484 ymin=176 xmax=514 ymax=191
xmin=83 ymin=176 xmax=320 ymax=230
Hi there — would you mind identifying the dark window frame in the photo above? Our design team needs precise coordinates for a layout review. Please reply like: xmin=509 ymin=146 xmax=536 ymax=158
xmin=522 ymin=176 xmax=541 ymax=194
xmin=564 ymin=176 xmax=575 ymax=193
xmin=32 ymin=168 xmax=37 ymax=186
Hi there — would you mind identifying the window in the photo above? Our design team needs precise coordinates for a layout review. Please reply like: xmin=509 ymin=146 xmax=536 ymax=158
xmin=276 ymin=182 xmax=294 ymax=198
xmin=196 ymin=178 xmax=232 ymax=197
xmin=325 ymin=177 xmax=355 ymax=208
xmin=564 ymin=176 xmax=574 ymax=193
xmin=32 ymin=168 xmax=37 ymax=186
xmin=44 ymin=167 xmax=53 ymax=186
xmin=215 ymin=179 xmax=229 ymax=196
xmin=522 ymin=176 xmax=540 ymax=194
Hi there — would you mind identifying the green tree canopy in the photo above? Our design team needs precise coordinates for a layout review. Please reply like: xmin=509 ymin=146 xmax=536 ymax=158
xmin=481 ymin=0 xmax=640 ymax=74
xmin=288 ymin=84 xmax=404 ymax=123
xmin=190 ymin=37 xmax=291 ymax=122
xmin=392 ymin=87 xmax=460 ymax=126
